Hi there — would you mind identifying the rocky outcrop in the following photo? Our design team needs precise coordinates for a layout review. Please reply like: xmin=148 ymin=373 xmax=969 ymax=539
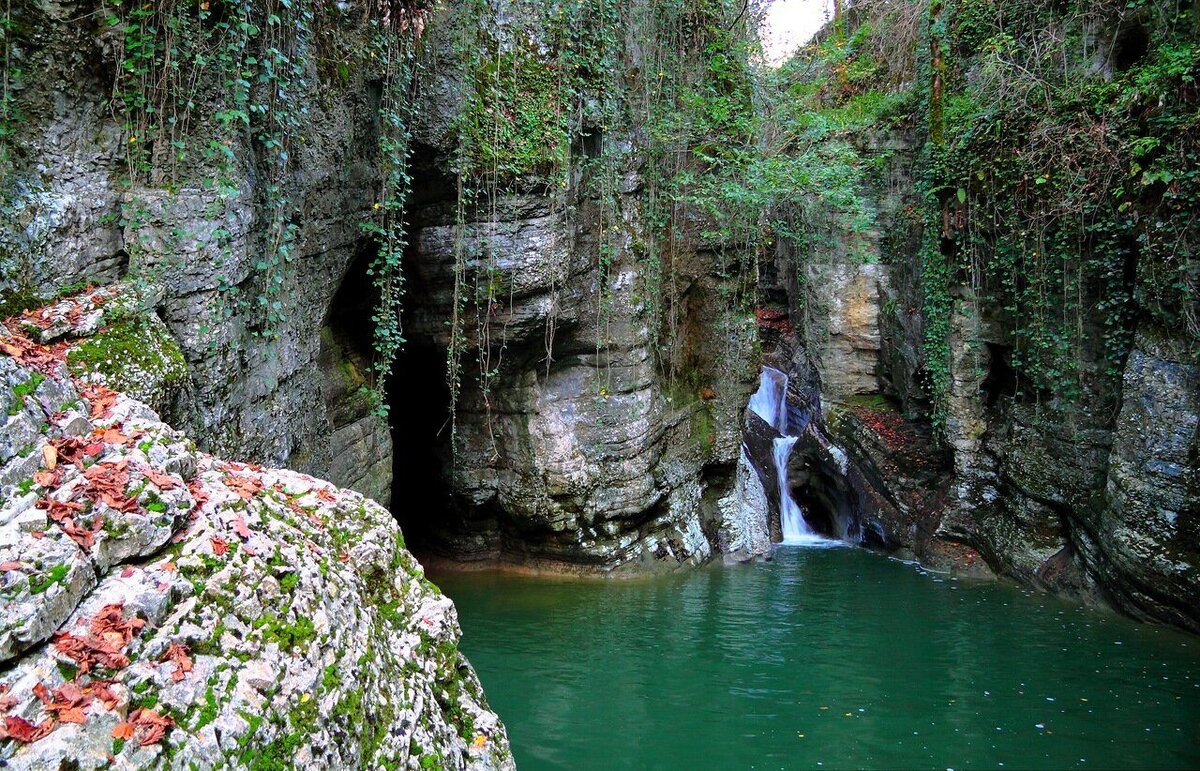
xmin=0 ymin=0 xmax=390 ymax=506
xmin=379 ymin=5 xmax=760 ymax=571
xmin=1078 ymin=333 xmax=1200 ymax=629
xmin=0 ymin=304 xmax=511 ymax=768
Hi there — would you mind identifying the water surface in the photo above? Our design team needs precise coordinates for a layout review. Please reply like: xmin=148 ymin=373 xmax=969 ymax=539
xmin=434 ymin=546 xmax=1200 ymax=770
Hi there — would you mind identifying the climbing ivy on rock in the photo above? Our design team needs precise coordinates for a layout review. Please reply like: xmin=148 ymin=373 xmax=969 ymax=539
xmin=360 ymin=12 xmax=426 ymax=417
xmin=787 ymin=0 xmax=1198 ymax=436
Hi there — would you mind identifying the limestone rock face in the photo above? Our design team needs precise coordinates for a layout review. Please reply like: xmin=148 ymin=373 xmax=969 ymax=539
xmin=381 ymin=5 xmax=759 ymax=571
xmin=716 ymin=448 xmax=772 ymax=561
xmin=807 ymin=263 xmax=887 ymax=402
xmin=759 ymin=128 xmax=1199 ymax=631
xmin=1 ymin=0 xmax=754 ymax=572
xmin=1081 ymin=337 xmax=1200 ymax=630
xmin=0 ymin=330 xmax=512 ymax=769
xmin=0 ymin=1 xmax=390 ymax=507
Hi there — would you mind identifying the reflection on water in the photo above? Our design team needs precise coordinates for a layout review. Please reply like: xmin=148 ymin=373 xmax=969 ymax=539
xmin=434 ymin=547 xmax=1200 ymax=771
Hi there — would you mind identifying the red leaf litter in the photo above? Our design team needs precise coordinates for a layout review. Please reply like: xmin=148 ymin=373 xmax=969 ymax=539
xmin=223 ymin=472 xmax=263 ymax=501
xmin=161 ymin=643 xmax=193 ymax=682
xmin=80 ymin=383 xmax=119 ymax=420
xmin=32 ymin=680 xmax=103 ymax=725
xmin=0 ymin=322 xmax=72 ymax=376
xmin=82 ymin=460 xmax=139 ymax=512
xmin=36 ymin=498 xmax=101 ymax=550
xmin=755 ymin=306 xmax=793 ymax=335
xmin=0 ymin=715 xmax=55 ymax=743
xmin=188 ymin=479 xmax=210 ymax=516
xmin=52 ymin=604 xmax=145 ymax=674
xmin=16 ymin=286 xmax=108 ymax=330
xmin=211 ymin=536 xmax=229 ymax=556
xmin=141 ymin=465 xmax=179 ymax=490
xmin=48 ymin=436 xmax=104 ymax=469
xmin=127 ymin=708 xmax=174 ymax=746
xmin=95 ymin=427 xmax=130 ymax=446
xmin=33 ymin=468 xmax=61 ymax=489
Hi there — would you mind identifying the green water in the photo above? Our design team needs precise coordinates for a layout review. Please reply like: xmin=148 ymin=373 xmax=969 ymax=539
xmin=433 ymin=545 xmax=1200 ymax=770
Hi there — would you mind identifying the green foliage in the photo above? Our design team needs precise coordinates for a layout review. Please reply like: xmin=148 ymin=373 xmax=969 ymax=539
xmin=359 ymin=20 xmax=425 ymax=416
xmin=792 ymin=0 xmax=1198 ymax=434
xmin=930 ymin=0 xmax=1197 ymax=406
xmin=97 ymin=0 xmax=328 ymax=341
xmin=9 ymin=370 xmax=44 ymax=414
xmin=66 ymin=318 xmax=189 ymax=396
xmin=28 ymin=563 xmax=70 ymax=595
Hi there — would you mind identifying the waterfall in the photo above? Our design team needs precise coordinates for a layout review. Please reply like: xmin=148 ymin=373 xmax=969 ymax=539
xmin=773 ymin=436 xmax=817 ymax=544
xmin=748 ymin=366 xmax=789 ymax=433
xmin=749 ymin=367 xmax=820 ymax=544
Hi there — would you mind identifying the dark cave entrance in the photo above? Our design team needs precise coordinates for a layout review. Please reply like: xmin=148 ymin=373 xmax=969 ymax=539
xmin=980 ymin=342 xmax=1018 ymax=409
xmin=321 ymin=227 xmax=461 ymax=556
xmin=1113 ymin=23 xmax=1150 ymax=72
xmin=387 ymin=338 xmax=457 ymax=552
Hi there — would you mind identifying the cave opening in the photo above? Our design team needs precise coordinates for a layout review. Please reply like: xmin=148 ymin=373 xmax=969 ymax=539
xmin=787 ymin=452 xmax=862 ymax=542
xmin=980 ymin=342 xmax=1017 ymax=408
xmin=1113 ymin=23 xmax=1150 ymax=72
xmin=320 ymin=217 xmax=463 ymax=556
xmin=387 ymin=337 xmax=457 ymax=554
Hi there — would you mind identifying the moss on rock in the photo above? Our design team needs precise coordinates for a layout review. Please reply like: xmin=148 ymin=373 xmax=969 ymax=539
xmin=67 ymin=315 xmax=188 ymax=416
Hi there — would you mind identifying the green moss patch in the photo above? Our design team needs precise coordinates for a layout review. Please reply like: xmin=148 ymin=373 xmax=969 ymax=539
xmin=66 ymin=318 xmax=188 ymax=411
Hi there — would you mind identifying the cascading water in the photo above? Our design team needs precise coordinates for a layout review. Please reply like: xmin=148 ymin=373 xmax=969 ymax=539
xmin=748 ymin=368 xmax=820 ymax=545
xmin=748 ymin=366 xmax=788 ymax=433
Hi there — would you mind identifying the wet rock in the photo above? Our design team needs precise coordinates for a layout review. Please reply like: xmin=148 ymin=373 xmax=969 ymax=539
xmin=716 ymin=448 xmax=771 ymax=560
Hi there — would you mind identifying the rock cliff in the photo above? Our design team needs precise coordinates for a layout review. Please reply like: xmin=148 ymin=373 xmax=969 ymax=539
xmin=0 ymin=295 xmax=511 ymax=768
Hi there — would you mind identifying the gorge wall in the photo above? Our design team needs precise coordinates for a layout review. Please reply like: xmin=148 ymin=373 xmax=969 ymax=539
xmin=0 ymin=0 xmax=766 ymax=575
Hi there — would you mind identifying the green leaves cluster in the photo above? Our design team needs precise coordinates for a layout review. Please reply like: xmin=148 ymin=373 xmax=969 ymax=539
xmin=792 ymin=0 xmax=1197 ymax=433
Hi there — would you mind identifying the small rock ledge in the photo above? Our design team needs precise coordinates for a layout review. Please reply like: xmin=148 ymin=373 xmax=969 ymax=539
xmin=0 ymin=294 xmax=512 ymax=770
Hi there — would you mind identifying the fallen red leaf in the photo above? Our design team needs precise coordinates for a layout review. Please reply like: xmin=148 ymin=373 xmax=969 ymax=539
xmin=211 ymin=536 xmax=229 ymax=556
xmin=98 ymin=428 xmax=134 ymax=446
xmin=111 ymin=721 xmax=135 ymax=740
xmin=58 ymin=707 xmax=87 ymax=724
xmin=129 ymin=707 xmax=174 ymax=746
xmin=0 ymin=561 xmax=24 ymax=571
xmin=161 ymin=643 xmax=193 ymax=682
xmin=224 ymin=473 xmax=263 ymax=501
xmin=92 ymin=682 xmax=119 ymax=711
xmin=1 ymin=715 xmax=54 ymax=743
xmin=52 ymin=604 xmax=144 ymax=674
xmin=141 ymin=465 xmax=179 ymax=490
xmin=80 ymin=384 xmax=119 ymax=420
